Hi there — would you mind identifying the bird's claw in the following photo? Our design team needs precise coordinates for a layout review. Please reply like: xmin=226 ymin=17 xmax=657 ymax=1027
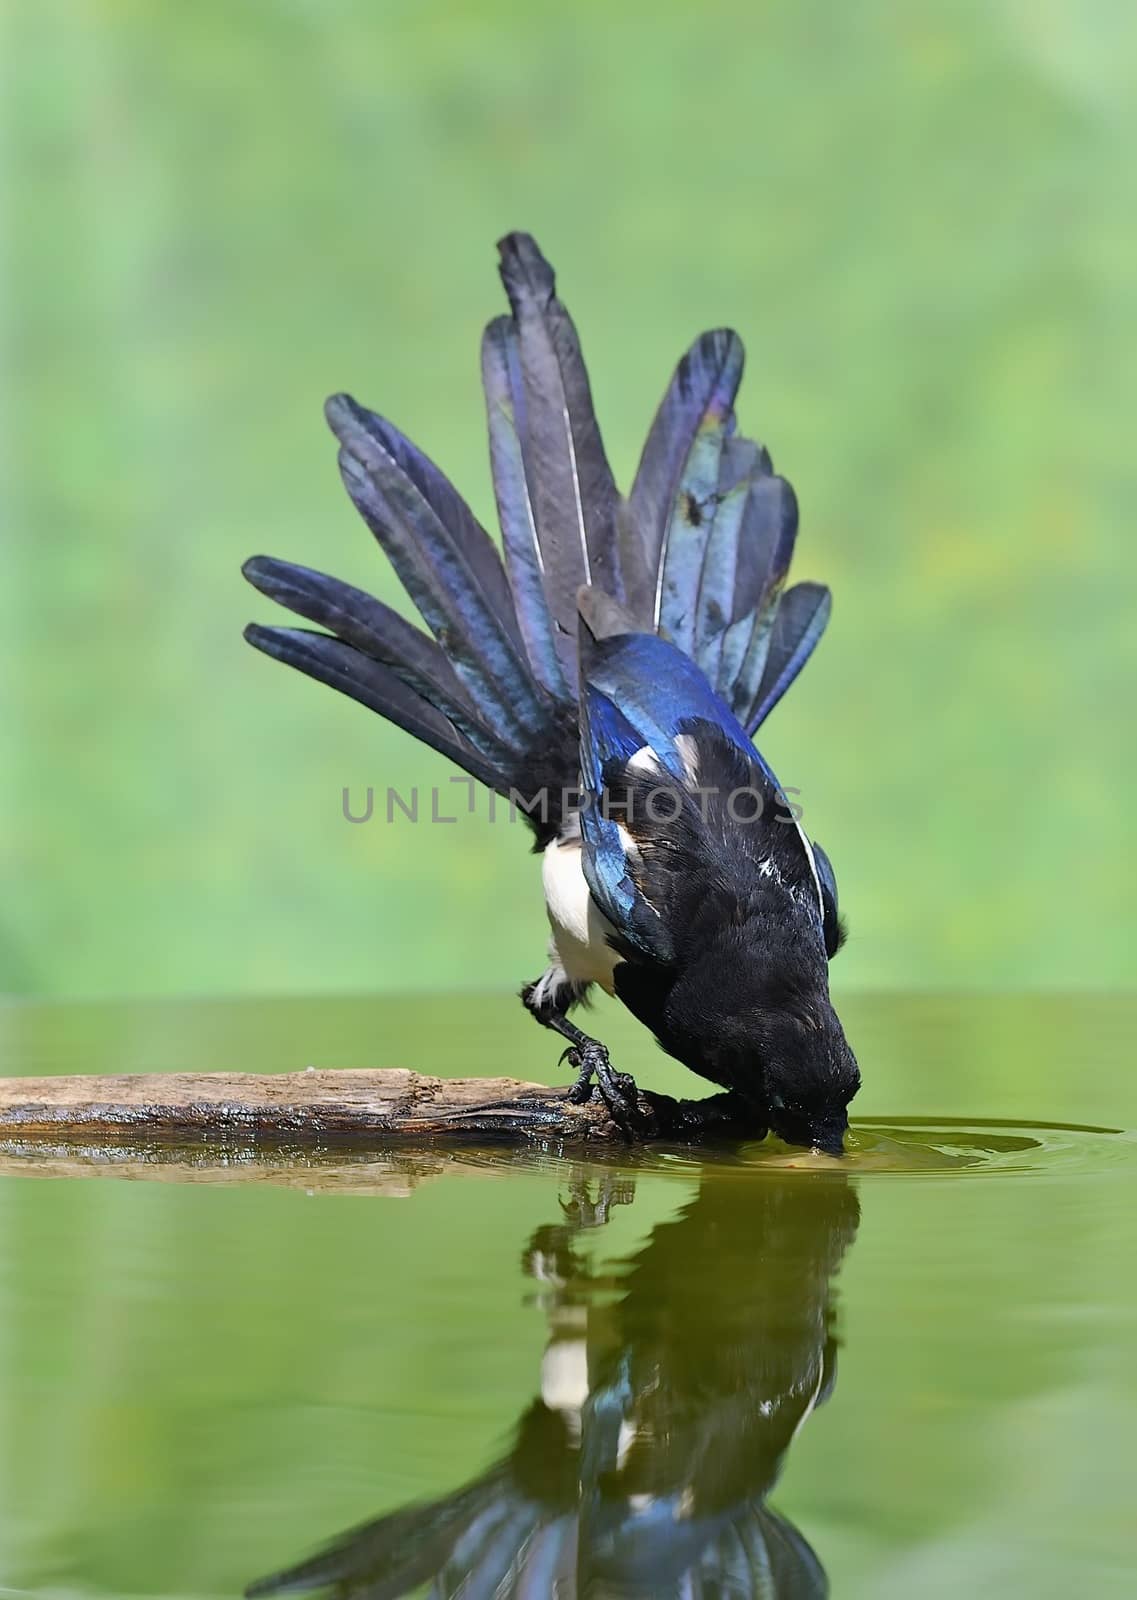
xmin=561 ymin=1044 xmax=595 ymax=1104
xmin=562 ymin=1042 xmax=642 ymax=1138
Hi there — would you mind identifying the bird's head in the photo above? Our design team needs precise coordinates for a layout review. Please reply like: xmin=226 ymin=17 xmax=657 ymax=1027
xmin=756 ymin=1002 xmax=861 ymax=1155
xmin=628 ymin=926 xmax=862 ymax=1156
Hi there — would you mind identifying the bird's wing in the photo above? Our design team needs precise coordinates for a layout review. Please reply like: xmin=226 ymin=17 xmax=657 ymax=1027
xmin=810 ymin=839 xmax=845 ymax=958
xmin=582 ymin=630 xmax=762 ymax=778
xmin=577 ymin=679 xmax=677 ymax=962
xmin=577 ymin=630 xmax=825 ymax=960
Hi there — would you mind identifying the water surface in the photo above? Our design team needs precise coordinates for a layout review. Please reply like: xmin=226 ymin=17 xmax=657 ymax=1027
xmin=0 ymin=993 xmax=1134 ymax=1596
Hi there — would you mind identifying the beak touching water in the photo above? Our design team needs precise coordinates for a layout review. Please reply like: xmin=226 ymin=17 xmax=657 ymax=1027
xmin=771 ymin=1112 xmax=850 ymax=1158
xmin=812 ymin=1127 xmax=849 ymax=1158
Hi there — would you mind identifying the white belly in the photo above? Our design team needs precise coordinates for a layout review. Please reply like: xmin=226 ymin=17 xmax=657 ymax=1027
xmin=542 ymin=838 xmax=621 ymax=994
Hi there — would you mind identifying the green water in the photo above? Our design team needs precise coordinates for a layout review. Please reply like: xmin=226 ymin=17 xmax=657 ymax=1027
xmin=0 ymin=993 xmax=1134 ymax=1596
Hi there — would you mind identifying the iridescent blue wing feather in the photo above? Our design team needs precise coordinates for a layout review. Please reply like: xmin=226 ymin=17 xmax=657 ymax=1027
xmin=578 ymin=680 xmax=674 ymax=962
xmin=584 ymin=632 xmax=763 ymax=779
xmin=578 ymin=629 xmax=826 ymax=944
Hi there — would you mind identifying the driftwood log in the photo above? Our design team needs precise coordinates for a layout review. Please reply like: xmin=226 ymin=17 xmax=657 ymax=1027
xmin=0 ymin=1068 xmax=755 ymax=1187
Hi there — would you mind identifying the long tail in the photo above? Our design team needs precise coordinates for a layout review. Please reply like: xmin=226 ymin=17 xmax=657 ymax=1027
xmin=243 ymin=233 xmax=829 ymax=791
xmin=244 ymin=1473 xmax=573 ymax=1600
xmin=246 ymin=1493 xmax=823 ymax=1600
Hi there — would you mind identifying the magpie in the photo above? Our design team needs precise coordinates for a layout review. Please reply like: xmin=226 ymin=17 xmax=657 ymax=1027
xmin=245 ymin=1169 xmax=860 ymax=1599
xmin=243 ymin=233 xmax=860 ymax=1151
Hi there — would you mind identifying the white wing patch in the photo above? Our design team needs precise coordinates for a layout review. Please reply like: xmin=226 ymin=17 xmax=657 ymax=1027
xmin=673 ymin=731 xmax=701 ymax=783
xmin=626 ymin=743 xmax=663 ymax=777
xmin=584 ymin=728 xmax=825 ymax=948
xmin=630 ymin=733 xmax=699 ymax=786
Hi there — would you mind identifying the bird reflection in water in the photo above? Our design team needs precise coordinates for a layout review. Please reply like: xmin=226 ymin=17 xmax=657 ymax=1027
xmin=247 ymin=1168 xmax=859 ymax=1599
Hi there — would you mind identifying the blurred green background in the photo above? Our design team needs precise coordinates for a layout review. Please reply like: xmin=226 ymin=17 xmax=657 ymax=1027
xmin=2 ymin=0 xmax=1134 ymax=999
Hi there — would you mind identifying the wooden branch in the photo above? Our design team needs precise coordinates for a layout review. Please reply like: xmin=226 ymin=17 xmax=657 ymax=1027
xmin=0 ymin=1068 xmax=609 ymax=1140
xmin=0 ymin=1069 xmax=754 ymax=1188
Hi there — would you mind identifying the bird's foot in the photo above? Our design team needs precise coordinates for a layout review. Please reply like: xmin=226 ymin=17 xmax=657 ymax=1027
xmin=562 ymin=1042 xmax=642 ymax=1139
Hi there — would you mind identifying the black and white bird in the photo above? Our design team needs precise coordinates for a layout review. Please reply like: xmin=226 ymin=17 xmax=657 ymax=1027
xmin=245 ymin=1169 xmax=861 ymax=1599
xmin=243 ymin=234 xmax=860 ymax=1151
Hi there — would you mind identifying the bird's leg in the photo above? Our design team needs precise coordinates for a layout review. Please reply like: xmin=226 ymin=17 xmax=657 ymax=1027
xmin=560 ymin=1169 xmax=637 ymax=1230
xmin=520 ymin=970 xmax=642 ymax=1135
xmin=552 ymin=1015 xmax=618 ymax=1104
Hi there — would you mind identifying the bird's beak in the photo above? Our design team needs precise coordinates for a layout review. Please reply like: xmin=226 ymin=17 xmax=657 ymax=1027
xmin=771 ymin=1115 xmax=848 ymax=1158
xmin=809 ymin=1120 xmax=849 ymax=1158
xmin=811 ymin=1136 xmax=846 ymax=1158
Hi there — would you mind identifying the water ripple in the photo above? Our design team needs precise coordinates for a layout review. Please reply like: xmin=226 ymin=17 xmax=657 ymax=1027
xmin=739 ymin=1116 xmax=1135 ymax=1177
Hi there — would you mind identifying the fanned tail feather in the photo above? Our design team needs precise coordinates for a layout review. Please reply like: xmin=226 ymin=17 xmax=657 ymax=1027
xmin=712 ymin=474 xmax=802 ymax=724
xmin=481 ymin=315 xmax=569 ymax=700
xmin=619 ymin=327 xmax=827 ymax=728
xmin=690 ymin=435 xmax=770 ymax=680
xmin=626 ymin=330 xmax=744 ymax=636
xmin=245 ymin=1482 xmax=818 ymax=1600
xmin=244 ymin=232 xmax=831 ymax=804
xmin=326 ymin=395 xmax=546 ymax=752
xmin=327 ymin=394 xmax=523 ymax=650
xmin=495 ymin=232 xmax=622 ymax=674
xmin=243 ymin=556 xmax=488 ymax=742
xmin=744 ymin=580 xmax=832 ymax=734
xmin=243 ymin=624 xmax=508 ymax=794
xmin=244 ymin=1443 xmax=581 ymax=1600
xmin=244 ymin=1474 xmax=523 ymax=1600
